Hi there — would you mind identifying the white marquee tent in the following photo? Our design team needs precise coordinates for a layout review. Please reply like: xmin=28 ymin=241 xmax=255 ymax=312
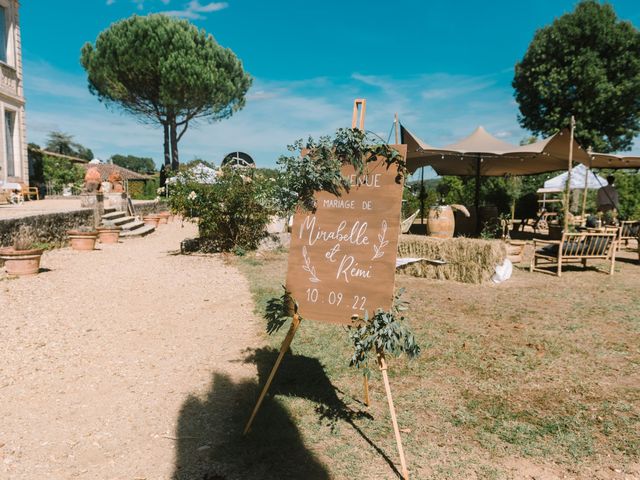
xmin=543 ymin=163 xmax=607 ymax=190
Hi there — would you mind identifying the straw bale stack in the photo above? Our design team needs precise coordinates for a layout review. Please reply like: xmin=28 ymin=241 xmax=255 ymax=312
xmin=397 ymin=235 xmax=507 ymax=284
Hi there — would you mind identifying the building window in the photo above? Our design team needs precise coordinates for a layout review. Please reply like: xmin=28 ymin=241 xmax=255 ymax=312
xmin=5 ymin=110 xmax=15 ymax=176
xmin=0 ymin=7 xmax=6 ymax=64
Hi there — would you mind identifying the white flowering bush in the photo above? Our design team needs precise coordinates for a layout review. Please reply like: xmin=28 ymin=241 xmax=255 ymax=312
xmin=167 ymin=167 xmax=271 ymax=252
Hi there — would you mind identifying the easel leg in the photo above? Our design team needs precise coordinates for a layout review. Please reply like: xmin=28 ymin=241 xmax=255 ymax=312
xmin=377 ymin=350 xmax=409 ymax=480
xmin=243 ymin=314 xmax=302 ymax=435
xmin=363 ymin=374 xmax=370 ymax=406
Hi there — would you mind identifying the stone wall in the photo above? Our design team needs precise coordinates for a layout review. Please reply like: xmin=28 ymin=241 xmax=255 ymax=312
xmin=0 ymin=201 xmax=167 ymax=248
xmin=0 ymin=209 xmax=94 ymax=247
xmin=134 ymin=200 xmax=167 ymax=216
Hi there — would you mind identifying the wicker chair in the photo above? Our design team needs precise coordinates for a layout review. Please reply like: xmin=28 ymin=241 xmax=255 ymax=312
xmin=401 ymin=210 xmax=419 ymax=234
xmin=19 ymin=183 xmax=39 ymax=201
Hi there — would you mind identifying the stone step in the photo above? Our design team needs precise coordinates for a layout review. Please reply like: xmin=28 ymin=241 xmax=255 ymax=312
xmin=120 ymin=224 xmax=155 ymax=237
xmin=110 ymin=215 xmax=136 ymax=226
xmin=120 ymin=219 xmax=145 ymax=231
xmin=102 ymin=211 xmax=126 ymax=221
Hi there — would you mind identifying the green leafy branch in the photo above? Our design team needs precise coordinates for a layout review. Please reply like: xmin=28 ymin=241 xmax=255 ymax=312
xmin=347 ymin=288 xmax=421 ymax=377
xmin=264 ymin=288 xmax=296 ymax=335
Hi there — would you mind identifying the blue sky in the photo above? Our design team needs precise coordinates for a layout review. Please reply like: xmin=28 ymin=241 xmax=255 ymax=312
xmin=21 ymin=0 xmax=640 ymax=171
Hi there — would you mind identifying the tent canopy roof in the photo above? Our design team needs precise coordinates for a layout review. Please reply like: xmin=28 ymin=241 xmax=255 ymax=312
xmin=583 ymin=152 xmax=640 ymax=169
xmin=442 ymin=126 xmax=514 ymax=153
xmin=402 ymin=125 xmax=590 ymax=176
xmin=543 ymin=163 xmax=607 ymax=190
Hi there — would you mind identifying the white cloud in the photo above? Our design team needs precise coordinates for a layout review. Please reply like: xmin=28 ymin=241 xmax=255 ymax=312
xmin=161 ymin=1 xmax=228 ymax=20
xmin=24 ymin=60 xmax=92 ymax=101
xmin=23 ymin=62 xmax=640 ymax=169
xmin=494 ymin=130 xmax=513 ymax=139
xmin=114 ymin=0 xmax=171 ymax=10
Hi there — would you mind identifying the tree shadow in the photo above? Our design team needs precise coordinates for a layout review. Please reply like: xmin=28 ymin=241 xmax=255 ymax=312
xmin=172 ymin=348 xmax=402 ymax=479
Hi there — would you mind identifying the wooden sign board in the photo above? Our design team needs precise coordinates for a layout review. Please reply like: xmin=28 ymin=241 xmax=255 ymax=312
xmin=285 ymin=145 xmax=407 ymax=325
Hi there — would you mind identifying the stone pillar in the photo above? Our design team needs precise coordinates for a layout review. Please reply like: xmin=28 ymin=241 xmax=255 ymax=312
xmin=80 ymin=193 xmax=104 ymax=227
xmin=104 ymin=192 xmax=128 ymax=212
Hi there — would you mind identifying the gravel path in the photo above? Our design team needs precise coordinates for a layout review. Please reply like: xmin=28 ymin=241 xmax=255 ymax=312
xmin=0 ymin=222 xmax=261 ymax=479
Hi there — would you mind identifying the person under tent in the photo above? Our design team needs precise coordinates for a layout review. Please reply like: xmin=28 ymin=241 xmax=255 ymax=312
xmin=596 ymin=175 xmax=619 ymax=213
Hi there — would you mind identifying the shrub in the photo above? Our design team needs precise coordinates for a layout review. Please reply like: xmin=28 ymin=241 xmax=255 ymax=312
xmin=168 ymin=167 xmax=271 ymax=252
xmin=42 ymin=155 xmax=84 ymax=193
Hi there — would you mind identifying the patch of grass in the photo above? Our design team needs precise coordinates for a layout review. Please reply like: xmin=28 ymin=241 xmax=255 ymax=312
xmin=233 ymin=248 xmax=640 ymax=479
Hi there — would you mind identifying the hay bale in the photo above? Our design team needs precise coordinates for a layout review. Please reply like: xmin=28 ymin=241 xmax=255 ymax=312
xmin=397 ymin=235 xmax=507 ymax=284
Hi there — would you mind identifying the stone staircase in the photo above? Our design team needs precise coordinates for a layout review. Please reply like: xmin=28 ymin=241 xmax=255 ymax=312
xmin=101 ymin=209 xmax=155 ymax=237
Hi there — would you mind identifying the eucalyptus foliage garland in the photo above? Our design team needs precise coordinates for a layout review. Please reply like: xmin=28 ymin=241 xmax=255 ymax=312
xmin=347 ymin=288 xmax=420 ymax=376
xmin=275 ymin=128 xmax=407 ymax=214
xmin=264 ymin=288 xmax=421 ymax=375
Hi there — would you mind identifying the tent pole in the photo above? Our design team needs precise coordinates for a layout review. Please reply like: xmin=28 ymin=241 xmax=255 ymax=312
xmin=475 ymin=155 xmax=481 ymax=235
xmin=580 ymin=149 xmax=593 ymax=224
xmin=394 ymin=113 xmax=399 ymax=144
xmin=563 ymin=116 xmax=576 ymax=232
xmin=580 ymin=159 xmax=590 ymax=224
xmin=420 ymin=167 xmax=425 ymax=225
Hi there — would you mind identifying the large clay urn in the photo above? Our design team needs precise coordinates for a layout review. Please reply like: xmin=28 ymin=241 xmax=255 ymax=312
xmin=157 ymin=211 xmax=170 ymax=224
xmin=0 ymin=247 xmax=44 ymax=276
xmin=143 ymin=214 xmax=160 ymax=227
xmin=84 ymin=167 xmax=102 ymax=193
xmin=67 ymin=229 xmax=98 ymax=251
xmin=97 ymin=226 xmax=121 ymax=244
xmin=108 ymin=172 xmax=124 ymax=193
xmin=427 ymin=206 xmax=455 ymax=238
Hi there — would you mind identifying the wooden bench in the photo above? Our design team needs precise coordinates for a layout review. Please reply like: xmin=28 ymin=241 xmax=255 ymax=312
xmin=530 ymin=231 xmax=617 ymax=277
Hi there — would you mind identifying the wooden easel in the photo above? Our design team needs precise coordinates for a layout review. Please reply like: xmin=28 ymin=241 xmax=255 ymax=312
xmin=243 ymin=100 xmax=410 ymax=480
xmin=243 ymin=314 xmax=302 ymax=436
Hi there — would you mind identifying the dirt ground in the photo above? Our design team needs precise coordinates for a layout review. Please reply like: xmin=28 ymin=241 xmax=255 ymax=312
xmin=1 ymin=224 xmax=638 ymax=479
xmin=0 ymin=222 xmax=262 ymax=479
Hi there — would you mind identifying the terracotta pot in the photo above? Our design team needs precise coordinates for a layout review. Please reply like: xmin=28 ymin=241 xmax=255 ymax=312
xmin=427 ymin=206 xmax=455 ymax=238
xmin=97 ymin=227 xmax=121 ymax=244
xmin=158 ymin=211 xmax=170 ymax=224
xmin=143 ymin=215 xmax=160 ymax=227
xmin=84 ymin=167 xmax=101 ymax=184
xmin=67 ymin=230 xmax=98 ymax=251
xmin=0 ymin=247 xmax=44 ymax=276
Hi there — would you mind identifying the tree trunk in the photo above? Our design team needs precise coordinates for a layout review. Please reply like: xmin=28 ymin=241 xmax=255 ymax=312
xmin=160 ymin=121 xmax=170 ymax=187
xmin=170 ymin=118 xmax=179 ymax=171
xmin=163 ymin=122 xmax=171 ymax=168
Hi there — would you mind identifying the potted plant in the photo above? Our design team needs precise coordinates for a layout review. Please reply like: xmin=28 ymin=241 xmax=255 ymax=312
xmin=97 ymin=220 xmax=122 ymax=244
xmin=142 ymin=213 xmax=160 ymax=227
xmin=67 ymin=226 xmax=98 ymax=251
xmin=158 ymin=211 xmax=170 ymax=224
xmin=0 ymin=226 xmax=44 ymax=276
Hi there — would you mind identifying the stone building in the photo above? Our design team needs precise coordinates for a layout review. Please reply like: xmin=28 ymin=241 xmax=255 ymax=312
xmin=0 ymin=0 xmax=26 ymax=185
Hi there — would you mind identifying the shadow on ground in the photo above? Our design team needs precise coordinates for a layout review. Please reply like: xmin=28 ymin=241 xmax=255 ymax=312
xmin=172 ymin=348 xmax=398 ymax=480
